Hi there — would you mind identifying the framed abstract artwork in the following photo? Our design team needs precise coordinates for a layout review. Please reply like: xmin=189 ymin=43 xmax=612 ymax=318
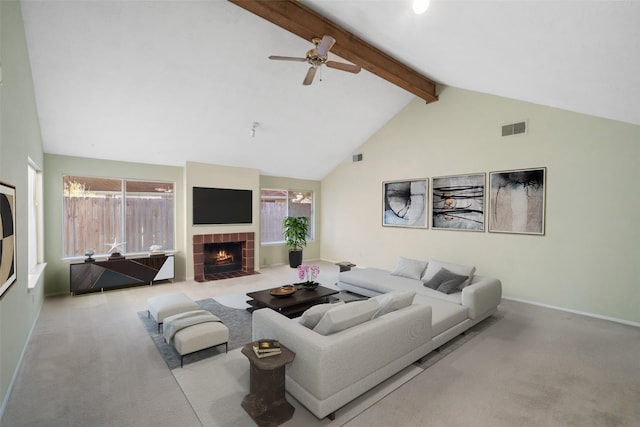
xmin=432 ymin=173 xmax=485 ymax=231
xmin=1 ymin=182 xmax=17 ymax=297
xmin=382 ymin=179 xmax=428 ymax=228
xmin=489 ymin=167 xmax=546 ymax=235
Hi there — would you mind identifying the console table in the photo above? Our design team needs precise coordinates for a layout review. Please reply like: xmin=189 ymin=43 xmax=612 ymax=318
xmin=70 ymin=254 xmax=174 ymax=294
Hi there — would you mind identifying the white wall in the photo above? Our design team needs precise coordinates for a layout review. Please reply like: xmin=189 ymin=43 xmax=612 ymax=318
xmin=321 ymin=86 xmax=640 ymax=324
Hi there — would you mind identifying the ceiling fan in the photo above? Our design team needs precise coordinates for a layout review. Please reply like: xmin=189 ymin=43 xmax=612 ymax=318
xmin=269 ymin=35 xmax=362 ymax=85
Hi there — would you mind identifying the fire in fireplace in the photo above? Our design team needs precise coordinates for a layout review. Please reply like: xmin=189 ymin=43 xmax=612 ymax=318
xmin=204 ymin=242 xmax=243 ymax=275
xmin=193 ymin=232 xmax=255 ymax=282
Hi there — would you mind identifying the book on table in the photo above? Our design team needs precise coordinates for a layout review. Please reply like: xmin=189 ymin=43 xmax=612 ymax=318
xmin=253 ymin=339 xmax=282 ymax=358
xmin=253 ymin=346 xmax=282 ymax=358
xmin=257 ymin=339 xmax=280 ymax=350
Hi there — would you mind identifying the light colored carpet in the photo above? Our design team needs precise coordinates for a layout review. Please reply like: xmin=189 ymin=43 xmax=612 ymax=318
xmin=214 ymin=292 xmax=253 ymax=309
xmin=3 ymin=262 xmax=640 ymax=427
xmin=172 ymin=347 xmax=423 ymax=427
xmin=344 ymin=302 xmax=640 ymax=427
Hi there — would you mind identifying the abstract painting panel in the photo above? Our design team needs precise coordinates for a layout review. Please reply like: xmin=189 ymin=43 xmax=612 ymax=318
xmin=1 ymin=182 xmax=17 ymax=297
xmin=432 ymin=173 xmax=485 ymax=231
xmin=489 ymin=168 xmax=546 ymax=235
xmin=383 ymin=179 xmax=428 ymax=228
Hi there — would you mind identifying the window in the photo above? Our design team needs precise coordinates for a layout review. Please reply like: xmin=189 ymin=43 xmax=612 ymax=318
xmin=28 ymin=160 xmax=45 ymax=287
xmin=63 ymin=176 xmax=174 ymax=258
xmin=260 ymin=189 xmax=314 ymax=244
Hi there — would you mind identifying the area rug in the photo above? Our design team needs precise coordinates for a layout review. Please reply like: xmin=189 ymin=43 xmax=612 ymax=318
xmin=137 ymin=298 xmax=252 ymax=370
xmin=172 ymin=347 xmax=424 ymax=426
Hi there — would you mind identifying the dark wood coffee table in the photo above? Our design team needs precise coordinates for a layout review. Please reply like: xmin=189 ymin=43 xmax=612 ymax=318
xmin=246 ymin=285 xmax=338 ymax=318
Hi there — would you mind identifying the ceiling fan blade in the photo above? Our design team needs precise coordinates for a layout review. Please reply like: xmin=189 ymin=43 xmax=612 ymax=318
xmin=269 ymin=55 xmax=306 ymax=62
xmin=316 ymin=35 xmax=336 ymax=56
xmin=326 ymin=61 xmax=362 ymax=74
xmin=303 ymin=66 xmax=317 ymax=86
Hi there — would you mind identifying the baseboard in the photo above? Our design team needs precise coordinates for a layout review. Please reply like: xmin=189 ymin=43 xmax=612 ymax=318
xmin=502 ymin=296 xmax=640 ymax=328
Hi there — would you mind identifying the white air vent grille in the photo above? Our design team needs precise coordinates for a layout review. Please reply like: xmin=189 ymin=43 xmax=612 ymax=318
xmin=352 ymin=153 xmax=363 ymax=162
xmin=502 ymin=121 xmax=527 ymax=137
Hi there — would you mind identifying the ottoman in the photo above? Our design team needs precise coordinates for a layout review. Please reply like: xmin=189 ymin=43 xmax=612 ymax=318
xmin=164 ymin=311 xmax=229 ymax=367
xmin=147 ymin=293 xmax=198 ymax=332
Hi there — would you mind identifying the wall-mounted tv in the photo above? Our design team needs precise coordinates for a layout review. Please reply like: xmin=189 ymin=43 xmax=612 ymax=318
xmin=193 ymin=187 xmax=252 ymax=225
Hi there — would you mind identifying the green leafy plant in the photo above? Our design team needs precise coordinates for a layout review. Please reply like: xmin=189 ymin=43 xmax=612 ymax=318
xmin=282 ymin=216 xmax=309 ymax=251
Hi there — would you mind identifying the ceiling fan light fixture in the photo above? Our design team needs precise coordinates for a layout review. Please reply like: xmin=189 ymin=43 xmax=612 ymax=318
xmin=413 ymin=0 xmax=430 ymax=14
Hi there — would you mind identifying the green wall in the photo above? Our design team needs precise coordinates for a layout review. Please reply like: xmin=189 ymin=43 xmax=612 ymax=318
xmin=321 ymin=86 xmax=640 ymax=324
xmin=43 ymin=154 xmax=186 ymax=295
xmin=259 ymin=175 xmax=321 ymax=267
xmin=0 ymin=0 xmax=46 ymax=412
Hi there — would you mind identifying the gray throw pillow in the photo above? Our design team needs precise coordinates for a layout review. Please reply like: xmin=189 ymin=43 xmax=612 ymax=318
xmin=423 ymin=267 xmax=468 ymax=293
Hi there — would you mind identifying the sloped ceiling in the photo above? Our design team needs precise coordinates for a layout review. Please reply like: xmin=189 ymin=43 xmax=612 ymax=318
xmin=20 ymin=0 xmax=640 ymax=180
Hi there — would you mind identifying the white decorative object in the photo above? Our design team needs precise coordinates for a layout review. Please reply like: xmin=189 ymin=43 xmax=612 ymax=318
xmin=106 ymin=238 xmax=126 ymax=254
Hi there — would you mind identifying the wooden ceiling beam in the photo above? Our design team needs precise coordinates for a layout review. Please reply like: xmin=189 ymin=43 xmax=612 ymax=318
xmin=228 ymin=0 xmax=438 ymax=103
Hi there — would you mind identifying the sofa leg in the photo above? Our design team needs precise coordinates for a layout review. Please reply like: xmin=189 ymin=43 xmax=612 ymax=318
xmin=327 ymin=411 xmax=336 ymax=421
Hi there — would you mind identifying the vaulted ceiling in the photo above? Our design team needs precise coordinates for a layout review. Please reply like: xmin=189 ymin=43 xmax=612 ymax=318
xmin=20 ymin=0 xmax=640 ymax=180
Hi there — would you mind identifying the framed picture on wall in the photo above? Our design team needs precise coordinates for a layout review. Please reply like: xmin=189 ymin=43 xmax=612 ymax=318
xmin=489 ymin=167 xmax=546 ymax=235
xmin=1 ymin=181 xmax=17 ymax=298
xmin=432 ymin=173 xmax=485 ymax=231
xmin=382 ymin=179 xmax=428 ymax=228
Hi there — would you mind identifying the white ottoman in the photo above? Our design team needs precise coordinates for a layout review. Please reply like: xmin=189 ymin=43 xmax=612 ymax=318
xmin=147 ymin=293 xmax=198 ymax=332
xmin=164 ymin=313 xmax=229 ymax=367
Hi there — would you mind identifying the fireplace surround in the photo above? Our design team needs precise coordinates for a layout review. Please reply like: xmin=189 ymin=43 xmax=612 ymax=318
xmin=193 ymin=232 xmax=255 ymax=281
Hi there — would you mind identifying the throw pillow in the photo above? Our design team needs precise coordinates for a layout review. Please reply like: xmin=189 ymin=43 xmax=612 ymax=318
xmin=371 ymin=290 xmax=416 ymax=319
xmin=423 ymin=267 xmax=468 ymax=293
xmin=313 ymin=299 xmax=380 ymax=336
xmin=390 ymin=257 xmax=428 ymax=280
xmin=421 ymin=259 xmax=476 ymax=288
xmin=437 ymin=278 xmax=467 ymax=294
xmin=299 ymin=301 xmax=345 ymax=329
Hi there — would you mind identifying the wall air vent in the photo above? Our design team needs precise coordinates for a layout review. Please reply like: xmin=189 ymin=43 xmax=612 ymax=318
xmin=502 ymin=121 xmax=527 ymax=137
xmin=352 ymin=153 xmax=363 ymax=162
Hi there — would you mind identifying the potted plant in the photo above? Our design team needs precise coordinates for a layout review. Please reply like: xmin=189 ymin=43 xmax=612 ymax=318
xmin=282 ymin=216 xmax=309 ymax=268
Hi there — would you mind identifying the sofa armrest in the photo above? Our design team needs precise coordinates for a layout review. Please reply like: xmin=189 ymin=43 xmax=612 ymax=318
xmin=461 ymin=276 xmax=502 ymax=319
xmin=252 ymin=305 xmax=432 ymax=401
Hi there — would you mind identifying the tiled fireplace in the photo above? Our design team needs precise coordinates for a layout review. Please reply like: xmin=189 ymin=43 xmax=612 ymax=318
xmin=193 ymin=232 xmax=255 ymax=282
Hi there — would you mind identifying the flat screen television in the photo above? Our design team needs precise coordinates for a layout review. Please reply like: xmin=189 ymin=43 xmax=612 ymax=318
xmin=192 ymin=187 xmax=252 ymax=225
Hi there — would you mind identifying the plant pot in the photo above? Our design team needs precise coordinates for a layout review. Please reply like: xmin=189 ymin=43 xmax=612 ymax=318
xmin=288 ymin=250 xmax=303 ymax=268
xmin=300 ymin=282 xmax=319 ymax=290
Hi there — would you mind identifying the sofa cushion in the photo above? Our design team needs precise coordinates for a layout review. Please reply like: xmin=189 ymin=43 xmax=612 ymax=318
xmin=414 ymin=294 xmax=469 ymax=336
xmin=390 ymin=257 xmax=428 ymax=280
xmin=422 ymin=259 xmax=476 ymax=288
xmin=371 ymin=290 xmax=416 ymax=319
xmin=299 ymin=301 xmax=345 ymax=329
xmin=339 ymin=268 xmax=421 ymax=294
xmin=313 ymin=299 xmax=380 ymax=336
xmin=423 ymin=267 xmax=468 ymax=294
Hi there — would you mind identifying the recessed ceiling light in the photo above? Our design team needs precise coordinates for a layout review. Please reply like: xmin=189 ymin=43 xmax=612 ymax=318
xmin=413 ymin=0 xmax=430 ymax=14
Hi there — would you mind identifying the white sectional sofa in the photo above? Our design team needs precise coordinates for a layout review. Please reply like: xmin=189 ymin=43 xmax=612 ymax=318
xmin=252 ymin=257 xmax=502 ymax=420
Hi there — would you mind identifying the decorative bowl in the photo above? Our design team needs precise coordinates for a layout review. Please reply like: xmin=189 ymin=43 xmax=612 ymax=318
xmin=270 ymin=286 xmax=297 ymax=297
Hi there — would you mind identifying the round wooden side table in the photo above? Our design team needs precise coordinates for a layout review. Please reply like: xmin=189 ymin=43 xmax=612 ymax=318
xmin=241 ymin=341 xmax=296 ymax=426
